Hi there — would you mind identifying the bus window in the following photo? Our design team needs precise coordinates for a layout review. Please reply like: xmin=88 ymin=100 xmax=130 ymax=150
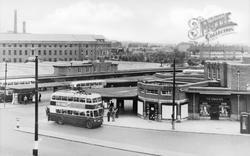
xmin=86 ymin=83 xmax=90 ymax=86
xmin=62 ymin=96 xmax=67 ymax=101
xmin=85 ymin=105 xmax=95 ymax=109
xmin=74 ymin=97 xmax=79 ymax=102
xmin=76 ymin=84 xmax=80 ymax=87
xmin=56 ymin=109 xmax=62 ymax=113
xmin=50 ymin=101 xmax=56 ymax=105
xmin=52 ymin=95 xmax=56 ymax=100
xmin=14 ymin=82 xmax=18 ymax=85
xmin=62 ymin=110 xmax=67 ymax=114
xmin=98 ymin=97 xmax=102 ymax=102
xmin=94 ymin=110 xmax=98 ymax=117
xmin=79 ymin=98 xmax=85 ymax=103
xmin=55 ymin=96 xmax=61 ymax=100
xmin=80 ymin=112 xmax=85 ymax=116
xmin=67 ymin=110 xmax=72 ymax=115
xmin=93 ymin=98 xmax=97 ymax=103
xmin=86 ymin=111 xmax=90 ymax=117
xmin=73 ymin=111 xmax=79 ymax=115
xmin=87 ymin=98 xmax=92 ymax=103
xmin=68 ymin=97 xmax=73 ymax=101
xmin=99 ymin=109 xmax=104 ymax=116
xmin=90 ymin=111 xmax=93 ymax=117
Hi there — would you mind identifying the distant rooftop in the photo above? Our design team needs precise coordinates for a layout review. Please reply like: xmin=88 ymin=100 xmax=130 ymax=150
xmin=0 ymin=33 xmax=106 ymax=42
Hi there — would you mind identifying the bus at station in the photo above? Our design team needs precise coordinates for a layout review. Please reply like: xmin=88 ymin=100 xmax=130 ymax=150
xmin=0 ymin=78 xmax=35 ymax=89
xmin=70 ymin=80 xmax=107 ymax=90
xmin=46 ymin=90 xmax=104 ymax=128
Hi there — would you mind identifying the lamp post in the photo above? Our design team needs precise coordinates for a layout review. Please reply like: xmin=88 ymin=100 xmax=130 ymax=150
xmin=172 ymin=58 xmax=176 ymax=130
xmin=32 ymin=55 xmax=39 ymax=156
xmin=237 ymin=70 xmax=240 ymax=120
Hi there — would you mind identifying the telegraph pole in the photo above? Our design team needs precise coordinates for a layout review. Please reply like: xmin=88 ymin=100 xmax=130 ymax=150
xmin=33 ymin=56 xmax=39 ymax=156
xmin=4 ymin=61 xmax=7 ymax=108
xmin=172 ymin=58 xmax=176 ymax=130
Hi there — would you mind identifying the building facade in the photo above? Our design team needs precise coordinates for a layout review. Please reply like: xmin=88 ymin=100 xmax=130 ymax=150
xmin=137 ymin=80 xmax=189 ymax=121
xmin=0 ymin=34 xmax=111 ymax=63
xmin=187 ymin=58 xmax=250 ymax=120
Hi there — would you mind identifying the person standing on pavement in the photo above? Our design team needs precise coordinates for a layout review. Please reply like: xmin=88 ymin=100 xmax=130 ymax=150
xmin=24 ymin=96 xmax=28 ymax=104
xmin=39 ymin=93 xmax=41 ymax=102
xmin=115 ymin=107 xmax=119 ymax=118
xmin=107 ymin=110 xmax=111 ymax=122
xmin=111 ymin=107 xmax=117 ymax=122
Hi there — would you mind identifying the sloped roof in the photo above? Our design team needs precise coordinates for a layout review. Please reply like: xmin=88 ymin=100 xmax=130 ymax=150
xmin=0 ymin=33 xmax=106 ymax=42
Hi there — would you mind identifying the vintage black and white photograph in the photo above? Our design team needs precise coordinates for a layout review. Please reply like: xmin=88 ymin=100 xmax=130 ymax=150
xmin=0 ymin=0 xmax=250 ymax=156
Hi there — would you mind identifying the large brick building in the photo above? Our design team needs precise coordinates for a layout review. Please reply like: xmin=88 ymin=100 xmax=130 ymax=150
xmin=0 ymin=33 xmax=111 ymax=63
xmin=136 ymin=57 xmax=250 ymax=121
xmin=186 ymin=57 xmax=250 ymax=120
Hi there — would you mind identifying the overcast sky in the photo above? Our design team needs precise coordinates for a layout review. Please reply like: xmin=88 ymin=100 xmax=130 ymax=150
xmin=0 ymin=0 xmax=249 ymax=45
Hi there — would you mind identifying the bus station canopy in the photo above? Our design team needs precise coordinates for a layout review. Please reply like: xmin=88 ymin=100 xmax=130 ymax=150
xmin=86 ymin=87 xmax=137 ymax=98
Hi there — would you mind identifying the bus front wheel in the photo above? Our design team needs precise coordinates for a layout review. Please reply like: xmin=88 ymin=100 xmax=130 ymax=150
xmin=86 ymin=120 xmax=93 ymax=129
xmin=57 ymin=117 xmax=64 ymax=125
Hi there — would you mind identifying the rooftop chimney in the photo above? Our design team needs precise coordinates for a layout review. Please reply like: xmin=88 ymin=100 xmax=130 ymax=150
xmin=23 ymin=21 xmax=26 ymax=33
xmin=14 ymin=10 xmax=17 ymax=33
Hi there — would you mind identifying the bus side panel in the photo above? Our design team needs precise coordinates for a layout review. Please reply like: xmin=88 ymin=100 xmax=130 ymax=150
xmin=49 ymin=113 xmax=61 ymax=122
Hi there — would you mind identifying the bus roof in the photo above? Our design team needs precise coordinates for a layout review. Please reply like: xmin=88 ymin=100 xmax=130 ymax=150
xmin=52 ymin=90 xmax=101 ymax=98
xmin=0 ymin=78 xmax=35 ymax=83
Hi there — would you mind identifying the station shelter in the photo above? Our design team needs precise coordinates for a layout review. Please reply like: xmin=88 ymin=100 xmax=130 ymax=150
xmin=85 ymin=87 xmax=138 ymax=114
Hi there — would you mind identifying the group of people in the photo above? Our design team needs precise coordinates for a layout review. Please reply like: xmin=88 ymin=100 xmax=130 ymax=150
xmin=22 ymin=93 xmax=41 ymax=104
xmin=107 ymin=101 xmax=119 ymax=122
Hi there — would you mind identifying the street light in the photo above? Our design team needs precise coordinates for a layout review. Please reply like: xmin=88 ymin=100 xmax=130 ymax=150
xmin=32 ymin=54 xmax=39 ymax=156
xmin=237 ymin=70 xmax=240 ymax=120
xmin=172 ymin=58 xmax=176 ymax=130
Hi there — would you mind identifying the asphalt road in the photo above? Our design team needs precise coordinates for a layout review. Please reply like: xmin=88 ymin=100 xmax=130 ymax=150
xmin=0 ymin=106 xmax=150 ymax=156
xmin=1 ymin=94 xmax=250 ymax=156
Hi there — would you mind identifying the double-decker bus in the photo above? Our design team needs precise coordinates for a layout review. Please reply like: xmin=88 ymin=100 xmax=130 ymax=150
xmin=0 ymin=78 xmax=35 ymax=89
xmin=70 ymin=80 xmax=106 ymax=90
xmin=46 ymin=90 xmax=103 ymax=128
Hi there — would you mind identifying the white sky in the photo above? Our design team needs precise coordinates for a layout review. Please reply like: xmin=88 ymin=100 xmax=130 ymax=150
xmin=0 ymin=0 xmax=249 ymax=45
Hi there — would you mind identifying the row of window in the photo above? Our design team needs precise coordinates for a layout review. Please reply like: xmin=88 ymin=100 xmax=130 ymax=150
xmin=139 ymin=88 xmax=172 ymax=96
xmin=55 ymin=109 xmax=101 ymax=117
xmin=2 ymin=49 xmax=78 ymax=55
xmin=2 ymin=58 xmax=77 ymax=62
xmin=0 ymin=43 xmax=109 ymax=48
xmin=207 ymin=67 xmax=221 ymax=80
xmin=1 ymin=49 xmax=107 ymax=57
xmin=52 ymin=95 xmax=102 ymax=103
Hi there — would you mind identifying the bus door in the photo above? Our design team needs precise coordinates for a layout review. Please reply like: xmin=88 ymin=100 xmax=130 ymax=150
xmin=149 ymin=103 xmax=156 ymax=120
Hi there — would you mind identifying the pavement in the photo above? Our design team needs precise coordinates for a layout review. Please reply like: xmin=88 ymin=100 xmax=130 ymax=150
xmin=102 ymin=114 xmax=245 ymax=136
xmin=15 ymin=127 xmax=191 ymax=156
xmin=14 ymin=113 xmax=248 ymax=156
xmin=2 ymin=91 xmax=249 ymax=156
